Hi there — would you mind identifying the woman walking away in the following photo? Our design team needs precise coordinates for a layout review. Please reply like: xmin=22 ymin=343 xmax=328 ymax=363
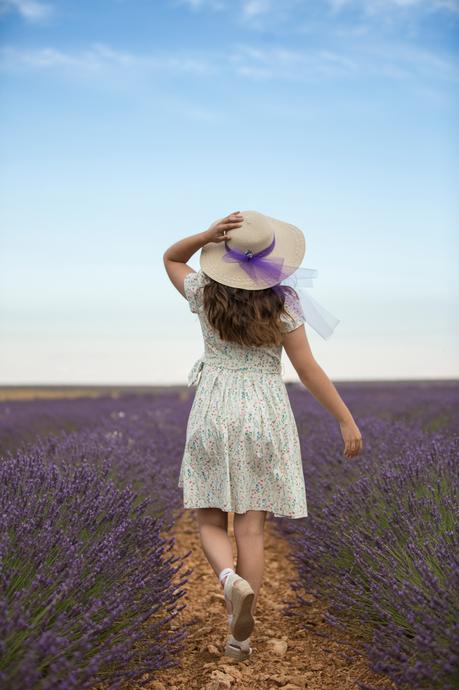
xmin=163 ymin=210 xmax=363 ymax=661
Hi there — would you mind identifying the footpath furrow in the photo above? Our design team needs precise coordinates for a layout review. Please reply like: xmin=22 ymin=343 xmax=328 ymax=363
xmin=136 ymin=509 xmax=394 ymax=690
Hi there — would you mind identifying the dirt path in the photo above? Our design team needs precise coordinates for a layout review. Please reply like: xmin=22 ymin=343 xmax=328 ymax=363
xmin=138 ymin=509 xmax=393 ymax=690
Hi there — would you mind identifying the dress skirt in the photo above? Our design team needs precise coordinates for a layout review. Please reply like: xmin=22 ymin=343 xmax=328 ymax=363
xmin=178 ymin=360 xmax=308 ymax=519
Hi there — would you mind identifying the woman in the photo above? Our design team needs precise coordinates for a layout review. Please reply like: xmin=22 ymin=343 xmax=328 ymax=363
xmin=163 ymin=210 xmax=363 ymax=661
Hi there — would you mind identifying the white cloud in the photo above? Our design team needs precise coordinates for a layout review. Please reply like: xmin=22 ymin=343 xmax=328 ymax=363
xmin=241 ymin=0 xmax=271 ymax=19
xmin=328 ymin=0 xmax=351 ymax=11
xmin=174 ymin=0 xmax=459 ymax=17
xmin=0 ymin=0 xmax=53 ymax=22
xmin=0 ymin=42 xmax=217 ymax=76
xmin=328 ymin=0 xmax=459 ymax=14
xmin=174 ymin=0 xmax=305 ymax=28
xmin=1 ymin=38 xmax=457 ymax=88
xmin=229 ymin=41 xmax=459 ymax=83
xmin=177 ymin=0 xmax=204 ymax=7
xmin=388 ymin=42 xmax=459 ymax=80
xmin=172 ymin=0 xmax=226 ymax=10
xmin=230 ymin=44 xmax=359 ymax=81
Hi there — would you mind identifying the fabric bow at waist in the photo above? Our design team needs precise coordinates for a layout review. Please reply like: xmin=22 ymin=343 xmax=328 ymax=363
xmin=187 ymin=355 xmax=284 ymax=387
xmin=187 ymin=356 xmax=206 ymax=387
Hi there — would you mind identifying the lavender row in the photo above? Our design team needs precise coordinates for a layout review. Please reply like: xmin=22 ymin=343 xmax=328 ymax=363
xmin=274 ymin=383 xmax=459 ymax=690
xmin=0 ymin=447 xmax=193 ymax=690
xmin=0 ymin=392 xmax=194 ymax=527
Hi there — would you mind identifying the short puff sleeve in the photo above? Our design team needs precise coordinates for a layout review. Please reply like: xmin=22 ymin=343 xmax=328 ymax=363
xmin=280 ymin=288 xmax=306 ymax=333
xmin=184 ymin=269 xmax=208 ymax=313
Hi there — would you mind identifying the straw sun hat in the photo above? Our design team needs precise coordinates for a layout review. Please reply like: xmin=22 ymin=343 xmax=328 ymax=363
xmin=200 ymin=210 xmax=306 ymax=290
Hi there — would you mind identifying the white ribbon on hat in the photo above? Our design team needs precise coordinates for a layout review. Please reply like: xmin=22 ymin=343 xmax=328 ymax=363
xmin=279 ymin=266 xmax=340 ymax=340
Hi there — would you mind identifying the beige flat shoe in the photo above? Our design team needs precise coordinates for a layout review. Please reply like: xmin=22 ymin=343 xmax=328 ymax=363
xmin=224 ymin=634 xmax=253 ymax=661
xmin=223 ymin=573 xmax=255 ymax=642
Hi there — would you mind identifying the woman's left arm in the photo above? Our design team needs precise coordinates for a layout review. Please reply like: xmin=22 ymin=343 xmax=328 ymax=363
xmin=163 ymin=211 xmax=243 ymax=298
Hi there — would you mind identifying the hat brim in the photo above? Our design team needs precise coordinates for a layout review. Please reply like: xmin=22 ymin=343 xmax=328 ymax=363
xmin=199 ymin=213 xmax=306 ymax=290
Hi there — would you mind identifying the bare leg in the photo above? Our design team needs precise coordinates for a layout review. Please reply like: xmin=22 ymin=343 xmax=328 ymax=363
xmin=233 ymin=510 xmax=267 ymax=617
xmin=195 ymin=508 xmax=235 ymax=614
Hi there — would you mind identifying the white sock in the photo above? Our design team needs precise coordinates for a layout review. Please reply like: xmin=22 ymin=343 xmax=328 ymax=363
xmin=220 ymin=568 xmax=237 ymax=628
xmin=218 ymin=567 xmax=235 ymax=586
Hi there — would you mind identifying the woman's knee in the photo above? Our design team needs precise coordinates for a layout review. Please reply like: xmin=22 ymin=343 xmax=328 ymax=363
xmin=195 ymin=507 xmax=228 ymax=531
xmin=233 ymin=510 xmax=267 ymax=540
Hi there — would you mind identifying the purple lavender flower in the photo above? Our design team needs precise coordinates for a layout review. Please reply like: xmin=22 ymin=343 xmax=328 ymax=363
xmin=0 ymin=446 xmax=192 ymax=689
xmin=275 ymin=381 xmax=459 ymax=690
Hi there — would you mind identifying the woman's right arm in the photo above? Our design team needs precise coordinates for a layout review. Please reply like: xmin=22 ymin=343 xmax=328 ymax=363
xmin=283 ymin=325 xmax=363 ymax=459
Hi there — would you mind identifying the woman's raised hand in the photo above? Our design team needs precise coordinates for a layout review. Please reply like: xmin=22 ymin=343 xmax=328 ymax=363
xmin=203 ymin=211 xmax=244 ymax=244
xmin=339 ymin=418 xmax=363 ymax=459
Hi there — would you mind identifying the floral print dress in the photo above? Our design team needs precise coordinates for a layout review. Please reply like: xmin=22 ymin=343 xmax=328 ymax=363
xmin=178 ymin=268 xmax=308 ymax=519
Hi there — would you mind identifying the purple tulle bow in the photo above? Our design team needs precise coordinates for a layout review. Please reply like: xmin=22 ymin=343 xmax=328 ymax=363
xmin=222 ymin=233 xmax=295 ymax=285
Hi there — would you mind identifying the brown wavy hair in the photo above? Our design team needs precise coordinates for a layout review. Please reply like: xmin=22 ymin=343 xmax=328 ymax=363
xmin=202 ymin=276 xmax=298 ymax=347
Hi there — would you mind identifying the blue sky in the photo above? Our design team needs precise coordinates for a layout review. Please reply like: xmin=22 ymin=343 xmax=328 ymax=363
xmin=0 ymin=0 xmax=458 ymax=384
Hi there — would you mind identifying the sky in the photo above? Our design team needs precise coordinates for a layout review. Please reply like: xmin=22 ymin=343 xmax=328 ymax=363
xmin=0 ymin=0 xmax=458 ymax=385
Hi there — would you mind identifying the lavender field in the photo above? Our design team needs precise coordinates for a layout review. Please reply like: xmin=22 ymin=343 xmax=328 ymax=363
xmin=0 ymin=381 xmax=458 ymax=690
